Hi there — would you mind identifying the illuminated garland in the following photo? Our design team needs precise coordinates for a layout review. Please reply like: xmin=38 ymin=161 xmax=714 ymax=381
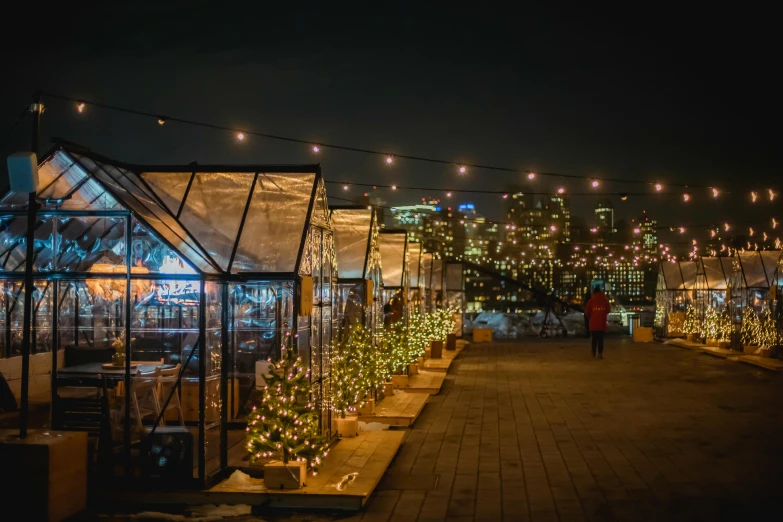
xmin=331 ymin=328 xmax=370 ymax=419
xmin=246 ymin=341 xmax=327 ymax=474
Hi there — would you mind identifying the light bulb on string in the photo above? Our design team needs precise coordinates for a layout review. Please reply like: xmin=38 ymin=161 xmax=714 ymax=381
xmin=527 ymin=172 xmax=536 ymax=180
xmin=157 ymin=118 xmax=166 ymax=126
xmin=769 ymin=189 xmax=776 ymax=201
xmin=312 ymin=145 xmax=320 ymax=153
xmin=446 ymin=192 xmax=452 ymax=198
xmin=749 ymin=227 xmax=755 ymax=237
xmin=236 ymin=132 xmax=245 ymax=141
xmin=724 ymin=223 xmax=730 ymax=232
xmin=683 ymin=193 xmax=691 ymax=202
xmin=679 ymin=227 xmax=686 ymax=234
xmin=711 ymin=188 xmax=719 ymax=198
xmin=385 ymin=156 xmax=393 ymax=165
xmin=763 ymin=232 xmax=768 ymax=241
xmin=710 ymin=229 xmax=717 ymax=238
xmin=620 ymin=194 xmax=628 ymax=201
xmin=751 ymin=191 xmax=758 ymax=202
xmin=77 ymin=102 xmax=85 ymax=113
xmin=343 ymin=185 xmax=349 ymax=191
xmin=391 ymin=185 xmax=397 ymax=190
xmin=591 ymin=180 xmax=600 ymax=188
xmin=773 ymin=218 xmax=778 ymax=229
xmin=654 ymin=183 xmax=663 ymax=192
xmin=557 ymin=187 xmax=565 ymax=194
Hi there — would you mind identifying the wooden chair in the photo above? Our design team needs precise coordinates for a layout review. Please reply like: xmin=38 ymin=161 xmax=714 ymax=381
xmin=113 ymin=367 xmax=161 ymax=431
xmin=156 ymin=364 xmax=185 ymax=426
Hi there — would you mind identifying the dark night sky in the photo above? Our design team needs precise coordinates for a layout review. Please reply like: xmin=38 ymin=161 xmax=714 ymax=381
xmin=1 ymin=4 xmax=780 ymax=251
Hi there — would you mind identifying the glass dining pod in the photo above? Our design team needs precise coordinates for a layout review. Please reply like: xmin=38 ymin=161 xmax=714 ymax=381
xmin=0 ymin=143 xmax=336 ymax=486
xmin=421 ymin=252 xmax=434 ymax=313
xmin=430 ymin=258 xmax=444 ymax=311
xmin=378 ymin=230 xmax=409 ymax=326
xmin=653 ymin=260 xmax=698 ymax=338
xmin=330 ymin=206 xmax=382 ymax=339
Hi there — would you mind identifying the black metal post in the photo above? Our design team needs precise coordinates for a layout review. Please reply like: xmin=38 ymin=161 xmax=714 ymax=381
xmin=50 ymin=282 xmax=58 ymax=426
xmin=124 ymin=215 xmax=132 ymax=476
xmin=220 ymin=281 xmax=228 ymax=470
xmin=19 ymin=93 xmax=42 ymax=438
xmin=198 ymin=280 xmax=206 ymax=482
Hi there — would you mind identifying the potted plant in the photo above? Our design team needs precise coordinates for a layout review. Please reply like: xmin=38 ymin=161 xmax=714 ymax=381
xmin=111 ymin=333 xmax=126 ymax=367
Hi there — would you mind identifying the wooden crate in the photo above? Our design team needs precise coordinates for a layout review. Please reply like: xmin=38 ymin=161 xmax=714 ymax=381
xmin=633 ymin=327 xmax=654 ymax=343
xmin=179 ymin=378 xmax=240 ymax=422
xmin=473 ymin=328 xmax=492 ymax=343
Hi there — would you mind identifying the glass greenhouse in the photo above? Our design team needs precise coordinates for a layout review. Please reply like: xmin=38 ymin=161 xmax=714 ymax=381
xmin=407 ymin=241 xmax=424 ymax=314
xmin=378 ymin=230 xmax=409 ymax=326
xmin=0 ymin=143 xmax=336 ymax=485
xmin=330 ymin=206 xmax=382 ymax=339
xmin=421 ymin=252 xmax=433 ymax=313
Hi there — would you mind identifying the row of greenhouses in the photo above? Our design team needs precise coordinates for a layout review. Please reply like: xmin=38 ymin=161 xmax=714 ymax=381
xmin=654 ymin=252 xmax=783 ymax=352
xmin=0 ymin=143 xmax=466 ymax=486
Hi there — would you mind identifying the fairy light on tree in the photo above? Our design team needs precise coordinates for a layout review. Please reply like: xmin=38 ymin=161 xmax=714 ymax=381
xmin=704 ymin=306 xmax=719 ymax=340
xmin=683 ymin=305 xmax=701 ymax=337
xmin=758 ymin=308 xmax=778 ymax=347
xmin=246 ymin=340 xmax=327 ymax=474
xmin=740 ymin=307 xmax=761 ymax=346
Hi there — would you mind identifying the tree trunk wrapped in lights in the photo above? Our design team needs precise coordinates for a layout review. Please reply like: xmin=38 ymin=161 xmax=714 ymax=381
xmin=246 ymin=342 xmax=327 ymax=474
xmin=740 ymin=306 xmax=761 ymax=346
xmin=683 ymin=305 xmax=701 ymax=337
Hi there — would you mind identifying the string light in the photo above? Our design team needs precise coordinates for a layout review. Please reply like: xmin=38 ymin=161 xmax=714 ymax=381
xmin=679 ymin=227 xmax=686 ymax=234
xmin=446 ymin=192 xmax=452 ymax=197
xmin=236 ymin=132 xmax=245 ymax=141
xmin=557 ymin=187 xmax=565 ymax=194
xmin=683 ymin=193 xmax=691 ymax=202
xmin=711 ymin=187 xmax=720 ymax=198
xmin=459 ymin=165 xmax=467 ymax=174
xmin=620 ymin=194 xmax=628 ymax=201
xmin=385 ymin=156 xmax=393 ymax=165
xmin=773 ymin=218 xmax=778 ymax=229
xmin=157 ymin=118 xmax=166 ymax=125
xmin=591 ymin=180 xmax=600 ymax=188
xmin=654 ymin=183 xmax=663 ymax=192
xmin=76 ymin=102 xmax=85 ymax=113
xmin=751 ymin=191 xmax=758 ymax=202
xmin=312 ymin=145 xmax=320 ymax=153
xmin=749 ymin=227 xmax=755 ymax=236
xmin=391 ymin=185 xmax=397 ymax=190
xmin=527 ymin=172 xmax=536 ymax=180
xmin=343 ymin=185 xmax=349 ymax=191
xmin=724 ymin=223 xmax=730 ymax=231
xmin=769 ymin=189 xmax=776 ymax=201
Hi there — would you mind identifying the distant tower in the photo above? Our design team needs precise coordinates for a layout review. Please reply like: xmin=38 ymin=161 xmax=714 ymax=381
xmin=594 ymin=200 xmax=614 ymax=234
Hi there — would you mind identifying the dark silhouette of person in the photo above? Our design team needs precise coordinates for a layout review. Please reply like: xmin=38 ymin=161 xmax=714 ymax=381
xmin=585 ymin=285 xmax=610 ymax=359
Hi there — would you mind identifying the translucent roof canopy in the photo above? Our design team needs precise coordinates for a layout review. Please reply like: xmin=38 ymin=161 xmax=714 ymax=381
xmin=1 ymin=145 xmax=324 ymax=275
xmin=701 ymin=256 xmax=733 ymax=290
xmin=445 ymin=261 xmax=465 ymax=292
xmin=379 ymin=231 xmax=407 ymax=288
xmin=737 ymin=251 xmax=782 ymax=288
xmin=331 ymin=207 xmax=374 ymax=280
xmin=658 ymin=261 xmax=690 ymax=290
xmin=408 ymin=242 xmax=422 ymax=287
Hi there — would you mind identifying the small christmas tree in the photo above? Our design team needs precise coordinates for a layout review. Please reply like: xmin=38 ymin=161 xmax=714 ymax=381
xmin=740 ymin=306 xmax=760 ymax=346
xmin=683 ymin=305 xmax=701 ymax=336
xmin=758 ymin=307 xmax=778 ymax=347
xmin=331 ymin=327 xmax=373 ymax=419
xmin=246 ymin=342 xmax=327 ymax=473
xmin=716 ymin=307 xmax=733 ymax=343
xmin=704 ymin=307 xmax=719 ymax=340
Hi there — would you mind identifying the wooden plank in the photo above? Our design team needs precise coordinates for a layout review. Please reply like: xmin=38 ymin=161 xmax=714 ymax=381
xmin=406 ymin=371 xmax=445 ymax=395
xmin=358 ymin=390 xmax=428 ymax=426
xmin=422 ymin=342 xmax=464 ymax=373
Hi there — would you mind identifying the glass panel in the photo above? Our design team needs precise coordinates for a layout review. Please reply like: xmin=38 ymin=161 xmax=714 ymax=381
xmin=703 ymin=257 xmax=728 ymax=290
xmin=1 ymin=151 xmax=119 ymax=211
xmin=446 ymin=262 xmax=464 ymax=291
xmin=312 ymin=227 xmax=323 ymax=305
xmin=298 ymin=229 xmax=312 ymax=277
xmin=232 ymin=173 xmax=315 ymax=273
xmin=204 ymin=281 xmax=222 ymax=477
xmin=680 ymin=261 xmax=698 ymax=290
xmin=179 ymin=172 xmax=254 ymax=271
xmin=55 ymin=216 xmax=126 ymax=272
xmin=432 ymin=259 xmax=443 ymax=290
xmin=310 ymin=180 xmax=329 ymax=227
xmin=331 ymin=208 xmax=371 ymax=279
xmin=1 ymin=215 xmax=29 ymax=272
xmin=57 ymin=279 xmax=125 ymax=360
xmin=130 ymin=217 xmax=196 ymax=275
xmin=0 ymin=280 xmax=52 ymax=358
xmin=760 ymin=251 xmax=779 ymax=287
xmin=322 ymin=231 xmax=333 ymax=305
xmin=71 ymin=153 xmax=216 ymax=273
xmin=661 ymin=261 xmax=684 ymax=290
xmin=379 ymin=232 xmax=406 ymax=288
xmin=142 ymin=172 xmax=193 ymax=215
xmin=739 ymin=252 xmax=767 ymax=288
xmin=408 ymin=242 xmax=422 ymax=287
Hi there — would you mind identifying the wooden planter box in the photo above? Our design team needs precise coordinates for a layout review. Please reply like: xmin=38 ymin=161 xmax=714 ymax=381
xmin=391 ymin=374 xmax=409 ymax=389
xmin=446 ymin=333 xmax=457 ymax=351
xmin=686 ymin=333 xmax=698 ymax=342
xmin=408 ymin=363 xmax=419 ymax=376
xmin=335 ymin=416 xmax=359 ymax=438
xmin=0 ymin=430 xmax=88 ymax=522
xmin=717 ymin=341 xmax=731 ymax=350
xmin=743 ymin=344 xmax=758 ymax=354
xmin=381 ymin=382 xmax=395 ymax=397
xmin=265 ymin=460 xmax=307 ymax=489
xmin=706 ymin=338 xmax=718 ymax=347
xmin=430 ymin=340 xmax=444 ymax=359
xmin=355 ymin=398 xmax=375 ymax=416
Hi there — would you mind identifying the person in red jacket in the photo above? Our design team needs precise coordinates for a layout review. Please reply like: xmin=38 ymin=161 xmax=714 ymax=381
xmin=584 ymin=285 xmax=610 ymax=358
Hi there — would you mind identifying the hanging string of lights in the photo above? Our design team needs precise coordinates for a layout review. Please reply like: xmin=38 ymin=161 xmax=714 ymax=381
xmin=39 ymin=90 xmax=782 ymax=203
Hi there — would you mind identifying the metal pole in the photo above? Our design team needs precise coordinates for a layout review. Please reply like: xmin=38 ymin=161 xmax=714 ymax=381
xmin=19 ymin=92 xmax=42 ymax=438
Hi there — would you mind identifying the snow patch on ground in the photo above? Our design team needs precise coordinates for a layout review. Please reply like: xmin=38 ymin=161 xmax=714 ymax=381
xmin=359 ymin=421 xmax=390 ymax=431
xmin=464 ymin=311 xmax=629 ymax=338
xmin=213 ymin=470 xmax=266 ymax=492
